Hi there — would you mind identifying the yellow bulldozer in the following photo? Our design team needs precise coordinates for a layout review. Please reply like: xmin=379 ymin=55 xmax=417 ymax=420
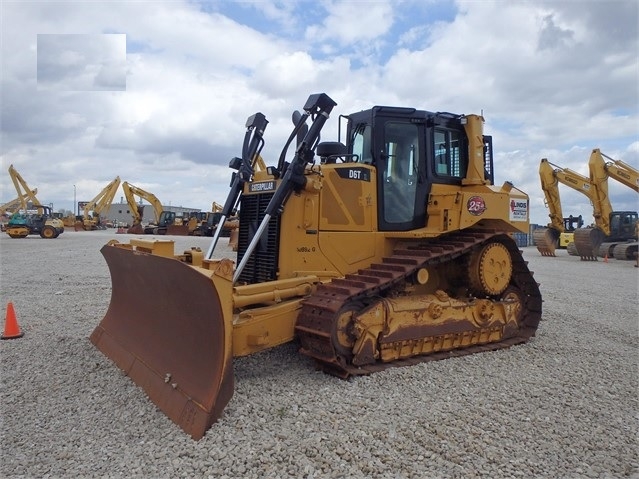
xmin=90 ymin=93 xmax=542 ymax=440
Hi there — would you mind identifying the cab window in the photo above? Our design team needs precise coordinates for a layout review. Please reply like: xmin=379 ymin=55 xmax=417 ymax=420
xmin=434 ymin=128 xmax=465 ymax=178
xmin=351 ymin=123 xmax=373 ymax=164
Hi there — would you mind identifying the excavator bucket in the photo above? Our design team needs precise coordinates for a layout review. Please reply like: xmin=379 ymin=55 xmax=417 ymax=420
xmin=166 ymin=224 xmax=190 ymax=236
xmin=573 ymin=227 xmax=605 ymax=261
xmin=90 ymin=242 xmax=235 ymax=440
xmin=532 ymin=227 xmax=559 ymax=256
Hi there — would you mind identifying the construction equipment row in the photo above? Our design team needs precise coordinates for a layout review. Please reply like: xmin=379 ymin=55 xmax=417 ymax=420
xmin=534 ymin=149 xmax=638 ymax=261
xmin=1 ymin=167 xmax=236 ymax=244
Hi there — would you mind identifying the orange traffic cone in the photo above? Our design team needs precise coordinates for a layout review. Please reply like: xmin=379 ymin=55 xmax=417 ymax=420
xmin=1 ymin=302 xmax=24 ymax=339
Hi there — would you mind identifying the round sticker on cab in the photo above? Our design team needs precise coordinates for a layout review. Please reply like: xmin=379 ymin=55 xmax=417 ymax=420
xmin=467 ymin=196 xmax=486 ymax=216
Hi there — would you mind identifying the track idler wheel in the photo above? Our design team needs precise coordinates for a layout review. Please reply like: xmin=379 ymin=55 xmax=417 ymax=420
xmin=468 ymin=242 xmax=512 ymax=296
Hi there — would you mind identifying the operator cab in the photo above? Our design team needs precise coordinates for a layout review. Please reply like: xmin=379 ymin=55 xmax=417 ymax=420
xmin=341 ymin=107 xmax=494 ymax=231
xmin=609 ymin=211 xmax=639 ymax=241
xmin=158 ymin=210 xmax=176 ymax=227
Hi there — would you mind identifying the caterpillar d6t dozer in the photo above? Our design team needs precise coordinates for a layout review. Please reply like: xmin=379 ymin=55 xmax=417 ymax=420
xmin=90 ymin=93 xmax=542 ymax=440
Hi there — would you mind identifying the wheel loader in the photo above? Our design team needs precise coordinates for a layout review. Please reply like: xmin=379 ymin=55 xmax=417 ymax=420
xmin=90 ymin=93 xmax=542 ymax=440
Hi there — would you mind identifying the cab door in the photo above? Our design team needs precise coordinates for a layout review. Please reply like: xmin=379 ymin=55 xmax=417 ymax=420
xmin=375 ymin=117 xmax=428 ymax=231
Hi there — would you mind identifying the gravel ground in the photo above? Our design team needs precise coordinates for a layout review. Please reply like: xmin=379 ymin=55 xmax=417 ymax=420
xmin=1 ymin=230 xmax=637 ymax=479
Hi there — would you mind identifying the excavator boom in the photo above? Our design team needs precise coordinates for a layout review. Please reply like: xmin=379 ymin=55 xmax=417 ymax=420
xmin=534 ymin=158 xmax=598 ymax=256
xmin=7 ymin=165 xmax=44 ymax=212
xmin=583 ymin=148 xmax=639 ymax=260
xmin=591 ymin=149 xmax=639 ymax=193
xmin=0 ymin=189 xmax=37 ymax=215
xmin=121 ymin=181 xmax=164 ymax=234
xmin=80 ymin=177 xmax=121 ymax=230
xmin=537 ymin=149 xmax=638 ymax=260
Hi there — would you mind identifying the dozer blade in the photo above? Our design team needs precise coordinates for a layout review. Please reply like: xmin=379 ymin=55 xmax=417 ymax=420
xmin=90 ymin=244 xmax=235 ymax=440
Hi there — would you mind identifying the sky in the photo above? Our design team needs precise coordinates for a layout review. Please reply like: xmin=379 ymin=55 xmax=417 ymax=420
xmin=1 ymin=0 xmax=638 ymax=227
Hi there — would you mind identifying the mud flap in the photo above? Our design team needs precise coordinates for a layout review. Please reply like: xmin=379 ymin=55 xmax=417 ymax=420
xmin=90 ymin=244 xmax=235 ymax=440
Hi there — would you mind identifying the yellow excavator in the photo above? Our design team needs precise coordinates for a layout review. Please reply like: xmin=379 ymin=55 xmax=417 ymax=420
xmin=0 ymin=188 xmax=37 ymax=216
xmin=121 ymin=181 xmax=189 ymax=235
xmin=534 ymin=159 xmax=595 ymax=256
xmin=90 ymin=94 xmax=541 ymax=440
xmin=4 ymin=165 xmax=64 ymax=238
xmin=574 ymin=149 xmax=639 ymax=260
xmin=76 ymin=176 xmax=121 ymax=231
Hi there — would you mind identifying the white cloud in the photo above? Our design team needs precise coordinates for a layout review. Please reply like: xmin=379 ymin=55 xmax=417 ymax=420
xmin=305 ymin=0 xmax=395 ymax=45
xmin=37 ymin=34 xmax=127 ymax=91
xmin=1 ymin=0 xmax=636 ymax=226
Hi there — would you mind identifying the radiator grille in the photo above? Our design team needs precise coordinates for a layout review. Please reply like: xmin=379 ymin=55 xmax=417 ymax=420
xmin=236 ymin=192 xmax=280 ymax=284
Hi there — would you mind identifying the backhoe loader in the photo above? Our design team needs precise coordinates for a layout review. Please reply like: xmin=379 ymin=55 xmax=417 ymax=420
xmin=90 ymin=93 xmax=541 ymax=440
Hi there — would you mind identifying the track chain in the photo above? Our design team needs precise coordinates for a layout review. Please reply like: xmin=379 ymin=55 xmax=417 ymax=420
xmin=295 ymin=229 xmax=542 ymax=378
